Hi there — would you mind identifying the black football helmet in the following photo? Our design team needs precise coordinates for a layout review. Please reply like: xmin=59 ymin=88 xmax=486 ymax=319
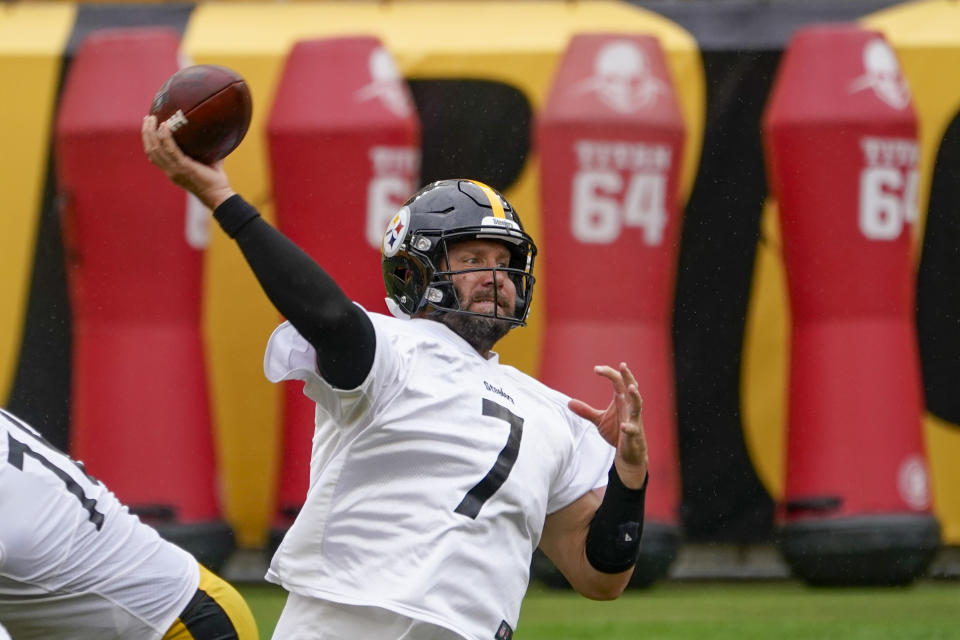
xmin=381 ymin=179 xmax=537 ymax=326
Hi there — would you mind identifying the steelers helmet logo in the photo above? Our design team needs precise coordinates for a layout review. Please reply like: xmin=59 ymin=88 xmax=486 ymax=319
xmin=382 ymin=206 xmax=410 ymax=257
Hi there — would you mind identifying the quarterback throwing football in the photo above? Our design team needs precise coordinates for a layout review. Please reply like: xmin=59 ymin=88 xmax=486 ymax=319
xmin=143 ymin=115 xmax=649 ymax=640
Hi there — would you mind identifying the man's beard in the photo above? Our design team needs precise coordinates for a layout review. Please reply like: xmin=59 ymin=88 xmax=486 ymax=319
xmin=427 ymin=309 xmax=513 ymax=355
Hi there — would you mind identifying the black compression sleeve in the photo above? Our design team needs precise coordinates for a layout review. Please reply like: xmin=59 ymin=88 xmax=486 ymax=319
xmin=213 ymin=195 xmax=375 ymax=389
xmin=214 ymin=193 xmax=261 ymax=237
xmin=585 ymin=465 xmax=648 ymax=574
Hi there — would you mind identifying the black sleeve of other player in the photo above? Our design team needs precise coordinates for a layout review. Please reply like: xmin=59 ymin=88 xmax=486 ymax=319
xmin=213 ymin=194 xmax=375 ymax=390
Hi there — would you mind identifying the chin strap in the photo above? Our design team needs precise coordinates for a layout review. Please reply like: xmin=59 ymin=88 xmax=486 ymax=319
xmin=384 ymin=297 xmax=412 ymax=320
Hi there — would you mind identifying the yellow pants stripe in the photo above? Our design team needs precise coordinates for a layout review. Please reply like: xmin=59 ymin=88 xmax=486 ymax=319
xmin=163 ymin=563 xmax=259 ymax=640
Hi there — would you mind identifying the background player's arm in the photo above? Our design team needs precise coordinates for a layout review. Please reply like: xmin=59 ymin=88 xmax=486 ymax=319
xmin=142 ymin=116 xmax=374 ymax=388
xmin=539 ymin=362 xmax=649 ymax=600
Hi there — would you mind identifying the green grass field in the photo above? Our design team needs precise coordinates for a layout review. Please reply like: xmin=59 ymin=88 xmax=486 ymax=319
xmin=238 ymin=580 xmax=959 ymax=639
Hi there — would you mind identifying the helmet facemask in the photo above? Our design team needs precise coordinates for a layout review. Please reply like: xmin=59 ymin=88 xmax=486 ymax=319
xmin=424 ymin=230 xmax=536 ymax=328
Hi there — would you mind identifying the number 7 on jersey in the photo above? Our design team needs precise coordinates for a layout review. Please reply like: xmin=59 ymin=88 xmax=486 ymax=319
xmin=454 ymin=398 xmax=524 ymax=519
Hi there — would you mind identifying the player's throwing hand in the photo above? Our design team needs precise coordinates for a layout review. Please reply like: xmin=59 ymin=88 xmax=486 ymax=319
xmin=141 ymin=115 xmax=235 ymax=210
xmin=568 ymin=362 xmax=649 ymax=490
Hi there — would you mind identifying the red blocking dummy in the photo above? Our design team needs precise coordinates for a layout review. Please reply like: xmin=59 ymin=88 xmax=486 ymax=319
xmin=763 ymin=24 xmax=939 ymax=585
xmin=266 ymin=36 xmax=420 ymax=548
xmin=537 ymin=33 xmax=684 ymax=587
xmin=55 ymin=29 xmax=232 ymax=569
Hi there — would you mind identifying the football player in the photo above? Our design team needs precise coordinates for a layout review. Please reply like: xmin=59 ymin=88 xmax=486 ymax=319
xmin=143 ymin=115 xmax=649 ymax=640
xmin=0 ymin=408 xmax=258 ymax=640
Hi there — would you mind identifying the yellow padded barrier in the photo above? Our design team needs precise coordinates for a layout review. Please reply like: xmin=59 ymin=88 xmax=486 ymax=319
xmin=0 ymin=3 xmax=76 ymax=403
xmin=742 ymin=199 xmax=788 ymax=503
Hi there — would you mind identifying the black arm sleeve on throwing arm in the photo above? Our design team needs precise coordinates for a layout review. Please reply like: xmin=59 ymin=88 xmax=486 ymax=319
xmin=213 ymin=194 xmax=375 ymax=390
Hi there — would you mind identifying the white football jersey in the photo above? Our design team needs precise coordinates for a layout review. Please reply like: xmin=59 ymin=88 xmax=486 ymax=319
xmin=0 ymin=409 xmax=199 ymax=639
xmin=264 ymin=312 xmax=615 ymax=640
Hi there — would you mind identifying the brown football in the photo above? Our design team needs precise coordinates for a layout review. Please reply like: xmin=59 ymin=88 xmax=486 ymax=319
xmin=149 ymin=64 xmax=253 ymax=164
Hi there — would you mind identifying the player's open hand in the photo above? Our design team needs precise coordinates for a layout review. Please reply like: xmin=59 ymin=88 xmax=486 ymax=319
xmin=141 ymin=115 xmax=235 ymax=210
xmin=568 ymin=362 xmax=648 ymax=489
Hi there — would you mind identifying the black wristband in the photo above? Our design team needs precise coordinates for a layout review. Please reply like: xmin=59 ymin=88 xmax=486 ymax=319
xmin=585 ymin=464 xmax=648 ymax=574
xmin=213 ymin=194 xmax=260 ymax=238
